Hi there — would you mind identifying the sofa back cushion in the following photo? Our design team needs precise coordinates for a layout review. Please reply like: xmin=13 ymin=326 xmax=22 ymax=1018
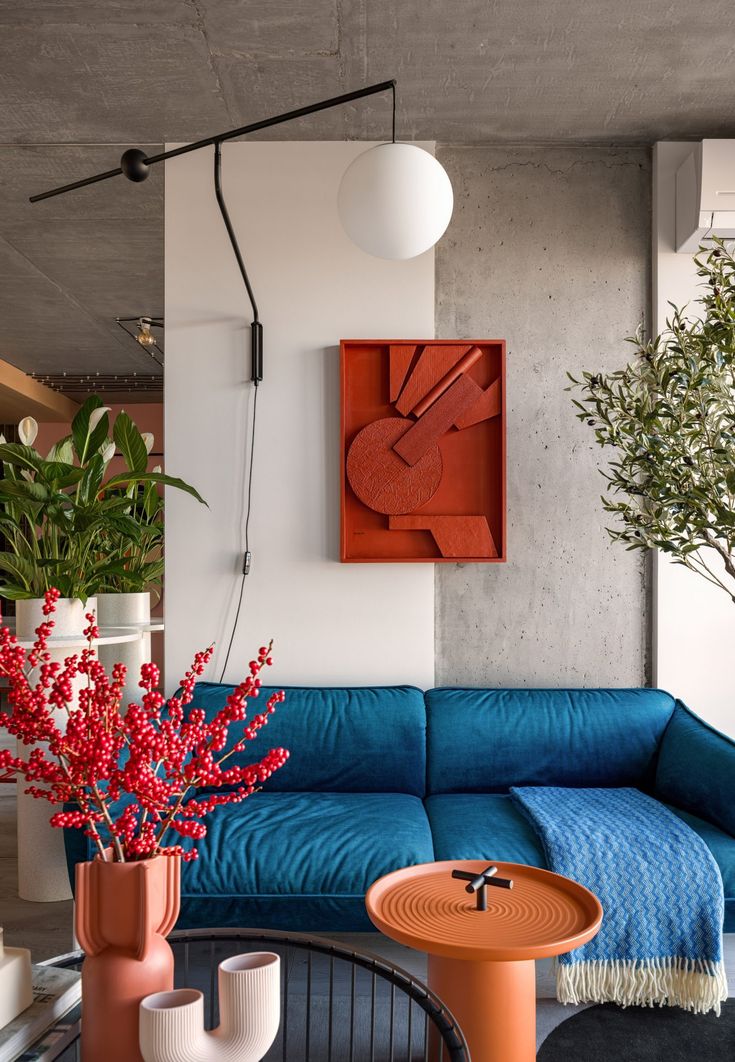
xmin=188 ymin=683 xmax=427 ymax=796
xmin=425 ymin=688 xmax=676 ymax=795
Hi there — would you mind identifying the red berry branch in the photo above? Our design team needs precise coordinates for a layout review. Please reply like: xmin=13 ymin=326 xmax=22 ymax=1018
xmin=0 ymin=589 xmax=288 ymax=862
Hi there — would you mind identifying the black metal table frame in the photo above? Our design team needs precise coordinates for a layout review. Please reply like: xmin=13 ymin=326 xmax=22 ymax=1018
xmin=42 ymin=926 xmax=469 ymax=1061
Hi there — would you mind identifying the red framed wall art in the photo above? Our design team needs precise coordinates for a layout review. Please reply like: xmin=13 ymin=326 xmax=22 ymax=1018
xmin=341 ymin=339 xmax=506 ymax=563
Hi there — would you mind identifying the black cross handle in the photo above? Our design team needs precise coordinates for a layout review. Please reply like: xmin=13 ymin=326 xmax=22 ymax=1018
xmin=451 ymin=865 xmax=514 ymax=911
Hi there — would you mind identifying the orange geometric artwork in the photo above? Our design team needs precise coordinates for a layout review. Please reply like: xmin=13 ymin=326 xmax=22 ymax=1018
xmin=341 ymin=339 xmax=506 ymax=563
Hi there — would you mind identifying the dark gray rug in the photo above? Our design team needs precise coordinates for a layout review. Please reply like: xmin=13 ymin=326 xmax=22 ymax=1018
xmin=537 ymin=1000 xmax=734 ymax=1061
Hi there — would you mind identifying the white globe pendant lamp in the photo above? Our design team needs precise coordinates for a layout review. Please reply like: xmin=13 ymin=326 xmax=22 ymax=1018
xmin=338 ymin=142 xmax=454 ymax=260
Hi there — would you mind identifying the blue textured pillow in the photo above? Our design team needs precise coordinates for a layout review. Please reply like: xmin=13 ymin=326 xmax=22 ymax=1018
xmin=655 ymin=702 xmax=735 ymax=837
xmin=187 ymin=683 xmax=427 ymax=796
xmin=425 ymin=688 xmax=676 ymax=794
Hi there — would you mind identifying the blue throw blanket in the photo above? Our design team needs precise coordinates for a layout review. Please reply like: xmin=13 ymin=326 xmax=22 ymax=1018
xmin=510 ymin=786 xmax=727 ymax=1014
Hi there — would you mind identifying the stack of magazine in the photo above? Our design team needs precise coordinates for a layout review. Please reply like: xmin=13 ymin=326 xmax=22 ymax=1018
xmin=0 ymin=964 xmax=81 ymax=1062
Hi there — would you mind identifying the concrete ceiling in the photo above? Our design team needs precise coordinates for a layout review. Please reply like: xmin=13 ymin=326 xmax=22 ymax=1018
xmin=1 ymin=0 xmax=735 ymax=384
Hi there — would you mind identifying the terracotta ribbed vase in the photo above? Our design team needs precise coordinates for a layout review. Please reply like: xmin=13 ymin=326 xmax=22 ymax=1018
xmin=139 ymin=953 xmax=280 ymax=1062
xmin=75 ymin=854 xmax=180 ymax=1062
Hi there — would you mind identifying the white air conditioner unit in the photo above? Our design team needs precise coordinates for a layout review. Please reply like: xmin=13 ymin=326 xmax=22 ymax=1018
xmin=675 ymin=140 xmax=735 ymax=252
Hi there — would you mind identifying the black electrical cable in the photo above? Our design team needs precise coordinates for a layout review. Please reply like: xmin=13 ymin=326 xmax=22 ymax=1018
xmin=391 ymin=82 xmax=396 ymax=143
xmin=218 ymin=381 xmax=259 ymax=683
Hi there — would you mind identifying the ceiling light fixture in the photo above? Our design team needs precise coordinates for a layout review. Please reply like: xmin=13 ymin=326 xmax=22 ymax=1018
xmin=135 ymin=318 xmax=156 ymax=346
xmin=30 ymin=372 xmax=163 ymax=398
xmin=30 ymin=80 xmax=453 ymax=387
xmin=115 ymin=316 xmax=164 ymax=367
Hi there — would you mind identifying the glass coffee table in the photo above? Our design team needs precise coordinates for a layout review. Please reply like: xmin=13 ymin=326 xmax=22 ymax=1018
xmin=33 ymin=928 xmax=469 ymax=1061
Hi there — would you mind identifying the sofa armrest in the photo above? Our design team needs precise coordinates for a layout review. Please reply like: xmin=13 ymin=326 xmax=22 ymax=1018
xmin=654 ymin=701 xmax=735 ymax=836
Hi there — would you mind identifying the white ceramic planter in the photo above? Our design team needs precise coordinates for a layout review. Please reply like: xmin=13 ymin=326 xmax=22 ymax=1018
xmin=16 ymin=596 xmax=97 ymax=641
xmin=97 ymin=592 xmax=151 ymax=712
xmin=15 ymin=597 xmax=97 ymax=903
xmin=139 ymin=953 xmax=280 ymax=1062
xmin=96 ymin=591 xmax=151 ymax=628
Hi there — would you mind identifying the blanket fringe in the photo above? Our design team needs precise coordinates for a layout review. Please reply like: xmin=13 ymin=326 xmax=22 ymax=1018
xmin=556 ymin=957 xmax=729 ymax=1016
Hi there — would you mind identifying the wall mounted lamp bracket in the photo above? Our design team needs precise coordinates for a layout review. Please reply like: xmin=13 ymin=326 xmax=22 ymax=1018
xmin=115 ymin=316 xmax=164 ymax=367
xmin=120 ymin=148 xmax=151 ymax=184
xmin=29 ymin=80 xmax=398 ymax=386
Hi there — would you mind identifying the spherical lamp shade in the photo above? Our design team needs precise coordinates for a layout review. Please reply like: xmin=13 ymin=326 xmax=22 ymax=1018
xmin=338 ymin=143 xmax=453 ymax=260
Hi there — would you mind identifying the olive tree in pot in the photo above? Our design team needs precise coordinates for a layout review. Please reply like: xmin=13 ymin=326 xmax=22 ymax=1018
xmin=568 ymin=240 xmax=735 ymax=605
xmin=0 ymin=395 xmax=205 ymax=900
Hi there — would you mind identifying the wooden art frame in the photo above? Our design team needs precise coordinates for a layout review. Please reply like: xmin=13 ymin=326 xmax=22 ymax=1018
xmin=340 ymin=339 xmax=506 ymax=563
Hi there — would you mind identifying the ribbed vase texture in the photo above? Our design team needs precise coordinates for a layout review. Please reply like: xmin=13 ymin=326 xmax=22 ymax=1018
xmin=76 ymin=855 xmax=180 ymax=1062
xmin=139 ymin=953 xmax=280 ymax=1062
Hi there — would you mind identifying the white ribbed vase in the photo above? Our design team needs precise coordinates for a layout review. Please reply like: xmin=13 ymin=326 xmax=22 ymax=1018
xmin=15 ymin=597 xmax=97 ymax=903
xmin=97 ymin=592 xmax=151 ymax=713
xmin=139 ymin=953 xmax=280 ymax=1062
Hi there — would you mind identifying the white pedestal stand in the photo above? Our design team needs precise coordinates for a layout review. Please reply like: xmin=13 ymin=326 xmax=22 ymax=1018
xmin=13 ymin=600 xmax=139 ymax=902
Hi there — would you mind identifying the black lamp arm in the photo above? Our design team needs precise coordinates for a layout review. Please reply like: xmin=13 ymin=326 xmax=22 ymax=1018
xmin=214 ymin=142 xmax=262 ymax=383
xmin=29 ymin=79 xmax=397 ymax=386
xmin=28 ymin=80 xmax=397 ymax=203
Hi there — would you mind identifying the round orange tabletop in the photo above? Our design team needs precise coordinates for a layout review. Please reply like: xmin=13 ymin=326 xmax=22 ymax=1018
xmin=366 ymin=861 xmax=602 ymax=1062
xmin=366 ymin=859 xmax=602 ymax=962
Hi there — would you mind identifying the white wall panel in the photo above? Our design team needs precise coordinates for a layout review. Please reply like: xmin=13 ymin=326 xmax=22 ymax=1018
xmin=164 ymin=142 xmax=435 ymax=691
xmin=653 ymin=143 xmax=735 ymax=736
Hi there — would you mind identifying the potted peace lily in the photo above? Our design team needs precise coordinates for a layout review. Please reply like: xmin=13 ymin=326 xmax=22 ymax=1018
xmin=0 ymin=396 xmax=207 ymax=901
xmin=93 ymin=463 xmax=167 ymax=707
xmin=0 ymin=395 xmax=204 ymax=642
xmin=88 ymin=411 xmax=170 ymax=697
xmin=96 ymin=417 xmax=163 ymax=626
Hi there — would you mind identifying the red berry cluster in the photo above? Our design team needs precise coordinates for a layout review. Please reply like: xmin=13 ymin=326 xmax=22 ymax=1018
xmin=0 ymin=591 xmax=289 ymax=862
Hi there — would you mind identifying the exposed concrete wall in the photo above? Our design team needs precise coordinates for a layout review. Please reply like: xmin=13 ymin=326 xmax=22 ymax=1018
xmin=435 ymin=146 xmax=650 ymax=687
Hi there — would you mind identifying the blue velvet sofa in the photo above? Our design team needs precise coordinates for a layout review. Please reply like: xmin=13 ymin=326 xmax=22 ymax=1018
xmin=64 ymin=685 xmax=735 ymax=934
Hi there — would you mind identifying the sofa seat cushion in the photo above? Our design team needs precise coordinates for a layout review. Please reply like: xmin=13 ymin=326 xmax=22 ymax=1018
xmin=178 ymin=792 xmax=435 ymax=932
xmin=425 ymin=793 xmax=735 ymax=933
xmin=426 ymin=793 xmax=546 ymax=867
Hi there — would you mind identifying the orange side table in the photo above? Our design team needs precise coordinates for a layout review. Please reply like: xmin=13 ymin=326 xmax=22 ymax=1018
xmin=366 ymin=860 xmax=602 ymax=1062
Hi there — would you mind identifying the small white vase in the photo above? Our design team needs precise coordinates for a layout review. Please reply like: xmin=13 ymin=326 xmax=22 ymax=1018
xmin=14 ymin=597 xmax=97 ymax=903
xmin=97 ymin=592 xmax=151 ymax=712
xmin=139 ymin=953 xmax=280 ymax=1062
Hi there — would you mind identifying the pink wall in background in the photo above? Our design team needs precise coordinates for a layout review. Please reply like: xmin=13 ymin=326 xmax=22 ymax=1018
xmin=35 ymin=402 xmax=165 ymax=679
